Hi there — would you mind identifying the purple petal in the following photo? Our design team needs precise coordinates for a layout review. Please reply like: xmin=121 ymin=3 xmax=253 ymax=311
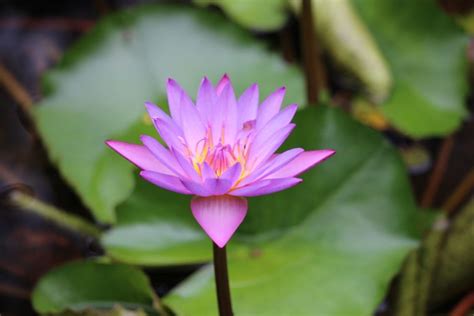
xmin=256 ymin=87 xmax=286 ymax=129
xmin=153 ymin=118 xmax=187 ymax=154
xmin=220 ymin=83 xmax=238 ymax=144
xmin=105 ymin=140 xmax=172 ymax=175
xmin=166 ymin=78 xmax=192 ymax=124
xmin=215 ymin=74 xmax=230 ymax=96
xmin=268 ymin=149 xmax=336 ymax=178
xmin=181 ymin=179 xmax=212 ymax=196
xmin=255 ymin=103 xmax=298 ymax=139
xmin=172 ymin=148 xmax=202 ymax=182
xmin=191 ymin=195 xmax=248 ymax=247
xmin=201 ymin=162 xmax=216 ymax=179
xmin=221 ymin=163 xmax=242 ymax=184
xmin=203 ymin=178 xmax=233 ymax=195
xmin=247 ymin=123 xmax=296 ymax=170
xmin=237 ymin=83 xmax=259 ymax=126
xmin=140 ymin=135 xmax=184 ymax=177
xmin=179 ymin=93 xmax=206 ymax=154
xmin=230 ymin=178 xmax=302 ymax=197
xmin=144 ymin=102 xmax=183 ymax=137
xmin=199 ymin=163 xmax=241 ymax=195
xmin=209 ymin=82 xmax=238 ymax=145
xmin=239 ymin=148 xmax=303 ymax=186
xmin=196 ymin=77 xmax=216 ymax=123
xmin=140 ymin=170 xmax=192 ymax=194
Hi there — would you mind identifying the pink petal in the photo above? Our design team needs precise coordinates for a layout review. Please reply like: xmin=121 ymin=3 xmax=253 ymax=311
xmin=105 ymin=140 xmax=172 ymax=175
xmin=230 ymin=178 xmax=302 ymax=197
xmin=256 ymin=87 xmax=286 ymax=129
xmin=191 ymin=195 xmax=248 ymax=248
xmin=237 ymin=83 xmax=259 ymax=126
xmin=268 ymin=150 xmax=336 ymax=179
xmin=140 ymin=170 xmax=192 ymax=194
xmin=140 ymin=135 xmax=184 ymax=177
xmin=215 ymin=74 xmax=230 ymax=96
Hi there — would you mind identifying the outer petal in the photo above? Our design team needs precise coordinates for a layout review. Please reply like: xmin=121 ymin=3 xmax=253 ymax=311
xmin=239 ymin=148 xmax=303 ymax=186
xmin=140 ymin=170 xmax=192 ymax=194
xmin=191 ymin=195 xmax=248 ymax=248
xmin=268 ymin=150 xmax=336 ymax=179
xmin=105 ymin=140 xmax=172 ymax=175
xmin=230 ymin=178 xmax=302 ymax=197
xmin=247 ymin=123 xmax=296 ymax=170
xmin=140 ymin=135 xmax=184 ymax=177
xmin=256 ymin=87 xmax=286 ymax=129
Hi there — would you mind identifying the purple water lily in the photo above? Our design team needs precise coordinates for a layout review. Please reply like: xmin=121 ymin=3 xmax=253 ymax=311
xmin=106 ymin=75 xmax=334 ymax=247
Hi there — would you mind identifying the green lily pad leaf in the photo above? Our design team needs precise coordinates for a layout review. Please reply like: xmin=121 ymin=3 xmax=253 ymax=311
xmin=352 ymin=0 xmax=469 ymax=138
xmin=34 ymin=4 xmax=304 ymax=223
xmin=194 ymin=0 xmax=289 ymax=31
xmin=32 ymin=261 xmax=159 ymax=315
xmin=104 ymin=106 xmax=426 ymax=314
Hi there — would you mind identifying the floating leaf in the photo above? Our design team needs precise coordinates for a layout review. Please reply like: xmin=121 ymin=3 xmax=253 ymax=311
xmin=34 ymin=4 xmax=304 ymax=222
xmin=103 ymin=106 xmax=427 ymax=315
xmin=32 ymin=261 xmax=159 ymax=315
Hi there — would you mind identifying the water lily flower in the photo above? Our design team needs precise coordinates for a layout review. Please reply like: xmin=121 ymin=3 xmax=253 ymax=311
xmin=106 ymin=75 xmax=334 ymax=248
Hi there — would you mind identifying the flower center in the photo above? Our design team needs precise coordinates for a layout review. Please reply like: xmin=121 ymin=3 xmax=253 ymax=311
xmin=191 ymin=125 xmax=254 ymax=177
xmin=206 ymin=144 xmax=236 ymax=176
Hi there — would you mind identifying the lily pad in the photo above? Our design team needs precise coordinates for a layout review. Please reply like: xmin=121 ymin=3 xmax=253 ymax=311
xmin=32 ymin=261 xmax=158 ymax=314
xmin=352 ymin=0 xmax=469 ymax=137
xmin=103 ymin=106 xmax=426 ymax=315
xmin=34 ymin=4 xmax=304 ymax=223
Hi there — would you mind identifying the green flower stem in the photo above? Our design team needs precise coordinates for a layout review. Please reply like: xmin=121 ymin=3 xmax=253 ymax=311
xmin=9 ymin=191 xmax=101 ymax=238
xmin=213 ymin=242 xmax=233 ymax=316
